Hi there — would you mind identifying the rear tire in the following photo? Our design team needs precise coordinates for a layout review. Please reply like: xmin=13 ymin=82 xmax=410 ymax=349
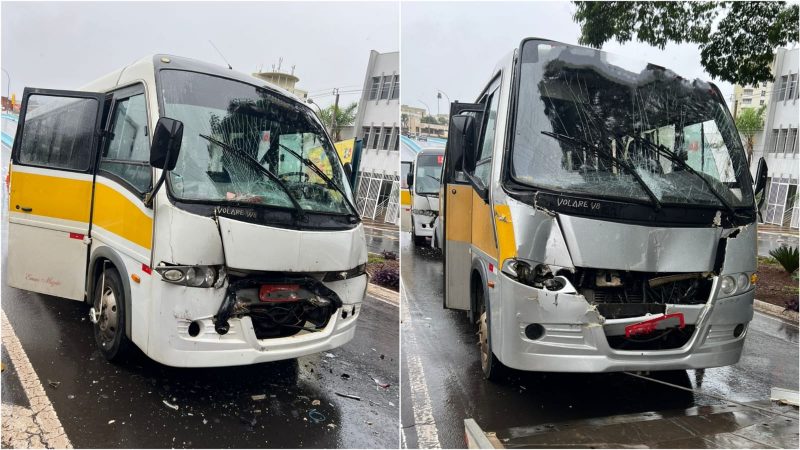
xmin=93 ymin=268 xmax=132 ymax=362
xmin=476 ymin=280 xmax=505 ymax=381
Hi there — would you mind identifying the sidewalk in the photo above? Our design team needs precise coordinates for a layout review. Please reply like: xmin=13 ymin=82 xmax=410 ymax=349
xmin=758 ymin=223 xmax=799 ymax=237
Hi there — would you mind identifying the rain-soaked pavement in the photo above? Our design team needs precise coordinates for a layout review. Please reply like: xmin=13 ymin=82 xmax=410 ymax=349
xmin=1 ymin=274 xmax=399 ymax=448
xmin=400 ymin=234 xmax=799 ymax=449
xmin=363 ymin=219 xmax=400 ymax=255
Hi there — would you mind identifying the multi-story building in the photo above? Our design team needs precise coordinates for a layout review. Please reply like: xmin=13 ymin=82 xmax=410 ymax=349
xmin=351 ymin=50 xmax=400 ymax=224
xmin=401 ymin=105 xmax=448 ymax=138
xmin=752 ymin=47 xmax=799 ymax=229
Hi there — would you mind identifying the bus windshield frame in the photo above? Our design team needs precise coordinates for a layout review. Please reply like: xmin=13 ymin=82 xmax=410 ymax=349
xmin=157 ymin=69 xmax=356 ymax=218
xmin=506 ymin=39 xmax=755 ymax=223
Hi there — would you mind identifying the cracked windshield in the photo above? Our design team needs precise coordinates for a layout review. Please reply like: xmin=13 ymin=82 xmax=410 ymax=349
xmin=160 ymin=70 xmax=353 ymax=214
xmin=415 ymin=154 xmax=443 ymax=195
xmin=512 ymin=41 xmax=754 ymax=209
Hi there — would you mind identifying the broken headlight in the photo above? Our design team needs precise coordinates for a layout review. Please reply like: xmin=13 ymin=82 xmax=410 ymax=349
xmin=155 ymin=264 xmax=227 ymax=288
xmin=323 ymin=264 xmax=367 ymax=282
xmin=411 ymin=209 xmax=437 ymax=217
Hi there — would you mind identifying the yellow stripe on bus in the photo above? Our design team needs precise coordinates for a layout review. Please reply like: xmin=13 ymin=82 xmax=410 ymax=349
xmin=93 ymin=183 xmax=153 ymax=250
xmin=400 ymin=189 xmax=411 ymax=206
xmin=8 ymin=170 xmax=153 ymax=250
xmin=471 ymin=190 xmax=498 ymax=259
xmin=493 ymin=204 xmax=516 ymax=265
xmin=9 ymin=171 xmax=92 ymax=222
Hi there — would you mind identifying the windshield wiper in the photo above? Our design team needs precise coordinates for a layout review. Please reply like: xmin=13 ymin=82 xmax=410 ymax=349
xmin=276 ymin=143 xmax=360 ymax=219
xmin=541 ymin=131 xmax=662 ymax=211
xmin=627 ymin=134 xmax=738 ymax=218
xmin=199 ymin=134 xmax=307 ymax=221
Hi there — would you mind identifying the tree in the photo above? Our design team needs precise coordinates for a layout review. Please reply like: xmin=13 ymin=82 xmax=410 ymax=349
xmin=317 ymin=102 xmax=358 ymax=141
xmin=735 ymin=105 xmax=766 ymax=164
xmin=572 ymin=1 xmax=799 ymax=85
xmin=437 ymin=115 xmax=448 ymax=125
xmin=420 ymin=115 xmax=439 ymax=124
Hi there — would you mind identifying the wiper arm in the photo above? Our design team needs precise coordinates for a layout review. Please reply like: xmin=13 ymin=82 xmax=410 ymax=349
xmin=628 ymin=134 xmax=737 ymax=217
xmin=199 ymin=134 xmax=306 ymax=221
xmin=276 ymin=143 xmax=360 ymax=218
xmin=541 ymin=131 xmax=662 ymax=211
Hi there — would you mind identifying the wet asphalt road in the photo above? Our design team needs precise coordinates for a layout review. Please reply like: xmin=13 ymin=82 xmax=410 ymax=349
xmin=364 ymin=220 xmax=400 ymax=255
xmin=399 ymin=233 xmax=799 ymax=449
xmin=0 ymin=143 xmax=399 ymax=448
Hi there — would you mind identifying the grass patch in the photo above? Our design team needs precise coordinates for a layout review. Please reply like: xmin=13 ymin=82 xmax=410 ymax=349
xmin=368 ymin=254 xmax=385 ymax=264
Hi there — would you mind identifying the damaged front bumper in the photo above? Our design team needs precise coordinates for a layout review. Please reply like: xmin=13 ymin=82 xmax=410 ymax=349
xmin=144 ymin=274 xmax=368 ymax=368
xmin=494 ymin=273 xmax=754 ymax=373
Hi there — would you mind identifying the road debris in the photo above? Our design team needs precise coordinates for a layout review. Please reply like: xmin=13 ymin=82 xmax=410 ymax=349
xmin=373 ymin=377 xmax=390 ymax=389
xmin=334 ymin=392 xmax=361 ymax=401
xmin=108 ymin=420 xmax=116 ymax=425
xmin=162 ymin=399 xmax=179 ymax=410
xmin=340 ymin=373 xmax=350 ymax=380
xmin=251 ymin=394 xmax=267 ymax=401
xmin=324 ymin=353 xmax=336 ymax=358
xmin=311 ymin=399 xmax=321 ymax=406
xmin=308 ymin=409 xmax=326 ymax=423
xmin=47 ymin=379 xmax=60 ymax=389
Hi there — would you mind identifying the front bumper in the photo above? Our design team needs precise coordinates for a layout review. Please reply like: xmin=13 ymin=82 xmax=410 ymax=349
xmin=144 ymin=275 xmax=367 ymax=367
xmin=412 ymin=212 xmax=436 ymax=237
xmin=493 ymin=274 xmax=754 ymax=373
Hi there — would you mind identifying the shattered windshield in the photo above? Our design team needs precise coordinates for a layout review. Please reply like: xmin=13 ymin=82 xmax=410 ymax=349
xmin=160 ymin=70 xmax=354 ymax=214
xmin=511 ymin=40 xmax=754 ymax=209
xmin=415 ymin=153 xmax=443 ymax=195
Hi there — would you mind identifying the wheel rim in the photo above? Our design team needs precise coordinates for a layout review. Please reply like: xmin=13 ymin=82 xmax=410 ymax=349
xmin=97 ymin=285 xmax=119 ymax=347
xmin=479 ymin=310 xmax=489 ymax=373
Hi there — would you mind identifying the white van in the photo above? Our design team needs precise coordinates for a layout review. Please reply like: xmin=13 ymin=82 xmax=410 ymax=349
xmin=406 ymin=148 xmax=444 ymax=246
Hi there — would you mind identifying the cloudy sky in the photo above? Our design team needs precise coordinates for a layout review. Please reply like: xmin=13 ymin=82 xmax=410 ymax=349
xmin=402 ymin=1 xmax=736 ymax=116
xmin=1 ymin=1 xmax=398 ymax=107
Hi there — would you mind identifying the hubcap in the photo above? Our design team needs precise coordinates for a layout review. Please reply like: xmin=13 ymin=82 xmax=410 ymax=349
xmin=478 ymin=311 xmax=489 ymax=372
xmin=97 ymin=285 xmax=119 ymax=347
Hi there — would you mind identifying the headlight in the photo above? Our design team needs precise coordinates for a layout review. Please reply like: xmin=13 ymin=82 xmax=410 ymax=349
xmin=736 ymin=273 xmax=750 ymax=291
xmin=411 ymin=209 xmax=437 ymax=217
xmin=720 ymin=276 xmax=736 ymax=295
xmin=155 ymin=264 xmax=225 ymax=288
xmin=718 ymin=272 xmax=754 ymax=298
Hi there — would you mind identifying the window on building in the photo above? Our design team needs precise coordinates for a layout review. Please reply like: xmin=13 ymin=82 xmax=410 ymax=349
xmin=779 ymin=75 xmax=789 ymax=101
xmin=778 ymin=128 xmax=788 ymax=153
xmin=770 ymin=129 xmax=780 ymax=152
xmin=382 ymin=127 xmax=392 ymax=150
xmin=369 ymin=77 xmax=380 ymax=100
xmin=101 ymin=93 xmax=152 ymax=193
xmin=362 ymin=127 xmax=371 ymax=148
xmin=373 ymin=127 xmax=381 ymax=149
xmin=380 ymin=76 xmax=392 ymax=100
xmin=742 ymin=98 xmax=752 ymax=105
xmin=390 ymin=75 xmax=400 ymax=100
xmin=789 ymin=127 xmax=799 ymax=155
xmin=394 ymin=129 xmax=399 ymax=150
xmin=743 ymin=88 xmax=753 ymax=96
xmin=760 ymin=99 xmax=765 ymax=105
xmin=787 ymin=74 xmax=797 ymax=100
xmin=761 ymin=90 xmax=766 ymax=97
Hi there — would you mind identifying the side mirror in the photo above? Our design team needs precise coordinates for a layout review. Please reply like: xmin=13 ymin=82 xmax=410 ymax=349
xmin=406 ymin=170 xmax=414 ymax=188
xmin=150 ymin=117 xmax=184 ymax=171
xmin=451 ymin=115 xmax=477 ymax=172
xmin=754 ymin=157 xmax=768 ymax=196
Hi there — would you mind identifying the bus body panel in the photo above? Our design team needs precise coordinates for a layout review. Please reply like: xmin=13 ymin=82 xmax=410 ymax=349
xmin=444 ymin=183 xmax=473 ymax=310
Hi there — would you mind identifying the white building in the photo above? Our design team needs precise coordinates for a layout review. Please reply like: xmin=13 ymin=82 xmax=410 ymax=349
xmin=752 ymin=48 xmax=799 ymax=229
xmin=351 ymin=50 xmax=400 ymax=224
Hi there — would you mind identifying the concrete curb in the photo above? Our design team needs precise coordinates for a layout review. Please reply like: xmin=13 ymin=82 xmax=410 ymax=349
xmin=367 ymin=283 xmax=399 ymax=306
xmin=754 ymin=299 xmax=799 ymax=322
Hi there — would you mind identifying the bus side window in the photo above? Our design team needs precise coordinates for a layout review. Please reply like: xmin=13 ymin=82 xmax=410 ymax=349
xmin=17 ymin=95 xmax=98 ymax=171
xmin=100 ymin=94 xmax=152 ymax=194
xmin=472 ymin=90 xmax=500 ymax=187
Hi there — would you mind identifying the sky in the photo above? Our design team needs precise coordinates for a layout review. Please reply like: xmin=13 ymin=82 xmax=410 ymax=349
xmin=1 ymin=1 xmax=399 ymax=108
xmin=402 ymin=1 xmax=735 ymax=116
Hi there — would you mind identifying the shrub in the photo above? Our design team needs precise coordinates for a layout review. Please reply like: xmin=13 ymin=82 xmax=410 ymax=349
xmin=785 ymin=297 xmax=799 ymax=312
xmin=373 ymin=267 xmax=399 ymax=290
xmin=381 ymin=250 xmax=398 ymax=261
xmin=768 ymin=245 xmax=799 ymax=274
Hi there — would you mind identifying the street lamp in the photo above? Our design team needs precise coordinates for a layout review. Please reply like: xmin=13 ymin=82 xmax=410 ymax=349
xmin=417 ymin=99 xmax=431 ymax=116
xmin=306 ymin=97 xmax=323 ymax=115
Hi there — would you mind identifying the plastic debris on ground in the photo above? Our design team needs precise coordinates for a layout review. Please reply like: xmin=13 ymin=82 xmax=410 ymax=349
xmin=162 ymin=399 xmax=179 ymax=410
xmin=251 ymin=394 xmax=267 ymax=401
xmin=308 ymin=409 xmax=326 ymax=423
xmin=334 ymin=392 xmax=361 ymax=401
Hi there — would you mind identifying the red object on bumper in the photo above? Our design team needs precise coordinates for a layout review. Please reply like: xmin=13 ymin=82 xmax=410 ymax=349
xmin=625 ymin=313 xmax=685 ymax=338
xmin=259 ymin=284 xmax=301 ymax=302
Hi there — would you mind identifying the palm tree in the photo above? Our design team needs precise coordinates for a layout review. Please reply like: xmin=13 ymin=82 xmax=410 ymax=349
xmin=735 ymin=105 xmax=766 ymax=165
xmin=318 ymin=102 xmax=358 ymax=141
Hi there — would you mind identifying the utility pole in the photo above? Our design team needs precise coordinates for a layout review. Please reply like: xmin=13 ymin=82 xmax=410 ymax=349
xmin=332 ymin=88 xmax=340 ymax=141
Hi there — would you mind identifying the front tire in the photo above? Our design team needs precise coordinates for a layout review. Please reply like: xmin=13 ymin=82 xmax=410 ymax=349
xmin=93 ymin=268 xmax=132 ymax=362
xmin=476 ymin=283 xmax=505 ymax=381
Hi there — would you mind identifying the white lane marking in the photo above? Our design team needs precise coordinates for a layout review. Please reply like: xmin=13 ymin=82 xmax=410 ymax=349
xmin=1 ymin=310 xmax=72 ymax=448
xmin=401 ymin=285 xmax=442 ymax=449
xmin=754 ymin=310 xmax=799 ymax=329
